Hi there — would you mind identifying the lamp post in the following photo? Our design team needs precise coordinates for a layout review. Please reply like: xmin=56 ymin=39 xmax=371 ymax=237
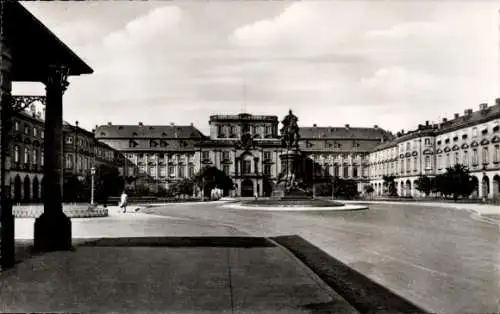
xmin=90 ymin=166 xmax=96 ymax=205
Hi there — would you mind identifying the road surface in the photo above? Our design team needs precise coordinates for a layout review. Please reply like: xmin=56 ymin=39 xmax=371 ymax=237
xmin=14 ymin=202 xmax=500 ymax=313
xmin=141 ymin=202 xmax=500 ymax=313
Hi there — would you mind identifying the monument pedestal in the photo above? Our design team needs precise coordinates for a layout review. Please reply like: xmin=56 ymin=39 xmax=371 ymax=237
xmin=273 ymin=149 xmax=312 ymax=200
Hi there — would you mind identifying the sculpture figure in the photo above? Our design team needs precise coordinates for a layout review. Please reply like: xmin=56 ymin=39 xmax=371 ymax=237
xmin=280 ymin=109 xmax=300 ymax=150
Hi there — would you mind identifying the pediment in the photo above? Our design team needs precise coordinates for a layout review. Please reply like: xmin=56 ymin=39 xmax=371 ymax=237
xmin=399 ymin=153 xmax=405 ymax=158
xmin=443 ymin=147 xmax=451 ymax=152
xmin=422 ymin=149 xmax=433 ymax=155
xmin=405 ymin=152 xmax=411 ymax=157
xmin=436 ymin=149 xmax=443 ymax=154
xmin=480 ymin=139 xmax=490 ymax=145
xmin=412 ymin=151 xmax=418 ymax=156
xmin=461 ymin=143 xmax=469 ymax=149
xmin=452 ymin=145 xmax=460 ymax=151
xmin=471 ymin=141 xmax=479 ymax=147
xmin=492 ymin=136 xmax=500 ymax=143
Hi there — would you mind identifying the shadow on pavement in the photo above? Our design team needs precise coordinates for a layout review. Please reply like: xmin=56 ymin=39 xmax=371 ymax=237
xmin=273 ymin=235 xmax=429 ymax=314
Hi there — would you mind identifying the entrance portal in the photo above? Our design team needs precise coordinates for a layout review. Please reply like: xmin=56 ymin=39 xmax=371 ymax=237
xmin=241 ymin=179 xmax=254 ymax=197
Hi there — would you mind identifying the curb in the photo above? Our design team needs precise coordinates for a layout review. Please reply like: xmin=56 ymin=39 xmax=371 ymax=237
xmin=272 ymin=235 xmax=428 ymax=314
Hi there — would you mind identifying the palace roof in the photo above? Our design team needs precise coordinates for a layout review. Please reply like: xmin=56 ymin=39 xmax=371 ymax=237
xmin=95 ymin=124 xmax=206 ymax=139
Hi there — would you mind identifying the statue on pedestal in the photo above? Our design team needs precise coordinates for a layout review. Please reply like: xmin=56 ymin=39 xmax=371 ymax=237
xmin=280 ymin=110 xmax=300 ymax=151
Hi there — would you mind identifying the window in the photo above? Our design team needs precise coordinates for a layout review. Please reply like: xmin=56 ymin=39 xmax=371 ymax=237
xmin=406 ymin=158 xmax=411 ymax=172
xmin=33 ymin=128 xmax=38 ymax=137
xmin=265 ymin=126 xmax=272 ymax=136
xmin=264 ymin=164 xmax=272 ymax=176
xmin=188 ymin=165 xmax=195 ymax=177
xmin=242 ymin=160 xmax=251 ymax=174
xmin=494 ymin=145 xmax=500 ymax=163
xmin=264 ymin=151 xmax=271 ymax=160
xmin=334 ymin=165 xmax=339 ymax=177
xmin=223 ymin=164 xmax=230 ymax=175
xmin=168 ymin=166 xmax=175 ymax=177
xmin=137 ymin=166 xmax=145 ymax=174
xmin=353 ymin=166 xmax=358 ymax=178
xmin=425 ymin=156 xmax=431 ymax=169
xmin=32 ymin=149 xmax=37 ymax=165
xmin=343 ymin=166 xmax=349 ymax=178
xmin=41 ymin=151 xmax=44 ymax=166
xmin=14 ymin=121 xmax=19 ymax=132
xmin=65 ymin=154 xmax=73 ymax=169
xmin=159 ymin=166 xmax=167 ymax=177
xmin=472 ymin=127 xmax=478 ymax=137
xmin=24 ymin=147 xmax=30 ymax=164
xmin=446 ymin=153 xmax=450 ymax=168
xmin=472 ymin=149 xmax=478 ymax=165
xmin=406 ymin=142 xmax=410 ymax=150
xmin=217 ymin=125 xmax=224 ymax=138
xmin=424 ymin=138 xmax=431 ymax=145
xmin=222 ymin=151 xmax=230 ymax=161
xmin=14 ymin=145 xmax=20 ymax=163
xmin=482 ymin=147 xmax=489 ymax=164
xmin=463 ymin=151 xmax=469 ymax=166
xmin=24 ymin=125 xmax=30 ymax=135
xmin=65 ymin=136 xmax=73 ymax=144
xmin=179 ymin=166 xmax=186 ymax=178
xmin=454 ymin=152 xmax=459 ymax=165
xmin=400 ymin=159 xmax=404 ymax=172
xmin=230 ymin=126 xmax=236 ymax=137
xmin=202 ymin=151 xmax=209 ymax=160
xmin=149 ymin=167 xmax=156 ymax=177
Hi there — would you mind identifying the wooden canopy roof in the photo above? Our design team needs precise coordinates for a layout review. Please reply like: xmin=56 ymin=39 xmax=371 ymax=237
xmin=3 ymin=1 xmax=93 ymax=82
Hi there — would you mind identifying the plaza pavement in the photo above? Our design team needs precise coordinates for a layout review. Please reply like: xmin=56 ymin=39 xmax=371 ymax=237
xmin=342 ymin=200 xmax=500 ymax=223
xmin=5 ymin=205 xmax=362 ymax=313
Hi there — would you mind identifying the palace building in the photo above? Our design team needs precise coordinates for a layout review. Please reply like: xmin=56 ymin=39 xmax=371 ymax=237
xmin=368 ymin=100 xmax=500 ymax=199
xmin=10 ymin=106 xmax=121 ymax=204
xmin=95 ymin=113 xmax=392 ymax=197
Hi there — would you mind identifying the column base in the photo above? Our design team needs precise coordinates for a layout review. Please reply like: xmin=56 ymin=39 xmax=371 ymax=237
xmin=34 ymin=212 xmax=72 ymax=252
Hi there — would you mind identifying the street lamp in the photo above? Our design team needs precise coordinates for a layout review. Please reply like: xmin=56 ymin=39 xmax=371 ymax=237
xmin=90 ymin=166 xmax=96 ymax=205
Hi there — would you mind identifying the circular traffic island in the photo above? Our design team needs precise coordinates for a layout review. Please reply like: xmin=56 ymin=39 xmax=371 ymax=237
xmin=222 ymin=198 xmax=368 ymax=211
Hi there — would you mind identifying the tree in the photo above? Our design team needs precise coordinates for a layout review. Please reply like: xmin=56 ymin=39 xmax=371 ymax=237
xmin=63 ymin=174 xmax=86 ymax=202
xmin=435 ymin=164 xmax=476 ymax=200
xmin=415 ymin=175 xmax=434 ymax=197
xmin=332 ymin=177 xmax=359 ymax=200
xmin=193 ymin=166 xmax=234 ymax=197
xmin=170 ymin=178 xmax=195 ymax=197
xmin=382 ymin=175 xmax=398 ymax=197
xmin=86 ymin=164 xmax=124 ymax=203
xmin=363 ymin=184 xmax=374 ymax=196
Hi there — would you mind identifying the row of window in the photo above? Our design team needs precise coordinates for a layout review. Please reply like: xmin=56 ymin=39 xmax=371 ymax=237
xmin=135 ymin=165 xmax=195 ymax=178
xmin=372 ymin=145 xmax=500 ymax=177
xmin=13 ymin=145 xmax=43 ymax=166
xmin=14 ymin=121 xmax=43 ymax=139
xmin=216 ymin=125 xmax=275 ymax=138
xmin=64 ymin=154 xmax=93 ymax=171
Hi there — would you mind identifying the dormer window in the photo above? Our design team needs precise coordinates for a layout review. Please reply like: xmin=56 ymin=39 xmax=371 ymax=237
xmin=481 ymin=128 xmax=488 ymax=135
xmin=462 ymin=134 xmax=468 ymax=140
xmin=444 ymin=138 xmax=450 ymax=144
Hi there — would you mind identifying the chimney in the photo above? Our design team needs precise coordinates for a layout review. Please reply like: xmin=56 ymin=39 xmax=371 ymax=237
xmin=107 ymin=122 xmax=112 ymax=126
xmin=496 ymin=98 xmax=500 ymax=106
xmin=425 ymin=120 xmax=429 ymax=126
xmin=464 ymin=109 xmax=473 ymax=116
xmin=170 ymin=122 xmax=175 ymax=126
xmin=454 ymin=113 xmax=459 ymax=119
xmin=373 ymin=125 xmax=378 ymax=129
xmin=313 ymin=124 xmax=317 ymax=127
xmin=479 ymin=103 xmax=488 ymax=110
xmin=345 ymin=124 xmax=350 ymax=129
xmin=75 ymin=120 xmax=79 ymax=127
xmin=92 ymin=129 xmax=95 ymax=133
xmin=138 ymin=122 xmax=143 ymax=126
xmin=442 ymin=118 xmax=447 ymax=123
xmin=190 ymin=122 xmax=194 ymax=126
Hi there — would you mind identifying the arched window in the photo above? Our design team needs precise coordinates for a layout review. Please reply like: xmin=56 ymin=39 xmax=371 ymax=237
xmin=482 ymin=147 xmax=489 ymax=164
xmin=32 ymin=149 xmax=38 ymax=165
xmin=14 ymin=145 xmax=20 ymax=163
xmin=24 ymin=147 xmax=30 ymax=164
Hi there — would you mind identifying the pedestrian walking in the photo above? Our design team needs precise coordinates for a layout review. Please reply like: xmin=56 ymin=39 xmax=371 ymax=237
xmin=119 ymin=190 xmax=128 ymax=213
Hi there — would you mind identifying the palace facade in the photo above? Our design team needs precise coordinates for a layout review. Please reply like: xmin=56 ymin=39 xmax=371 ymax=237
xmin=95 ymin=113 xmax=392 ymax=197
xmin=10 ymin=106 xmax=121 ymax=203
xmin=368 ymin=100 xmax=500 ymax=199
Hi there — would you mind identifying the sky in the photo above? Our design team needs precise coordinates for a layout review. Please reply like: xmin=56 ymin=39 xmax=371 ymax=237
xmin=14 ymin=1 xmax=500 ymax=135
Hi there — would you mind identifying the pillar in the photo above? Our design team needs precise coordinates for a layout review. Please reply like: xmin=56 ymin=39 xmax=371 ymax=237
xmin=34 ymin=65 xmax=72 ymax=252
xmin=0 ymin=34 xmax=15 ymax=269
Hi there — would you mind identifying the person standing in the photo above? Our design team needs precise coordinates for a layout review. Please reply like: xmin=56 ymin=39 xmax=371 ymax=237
xmin=119 ymin=190 xmax=128 ymax=213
